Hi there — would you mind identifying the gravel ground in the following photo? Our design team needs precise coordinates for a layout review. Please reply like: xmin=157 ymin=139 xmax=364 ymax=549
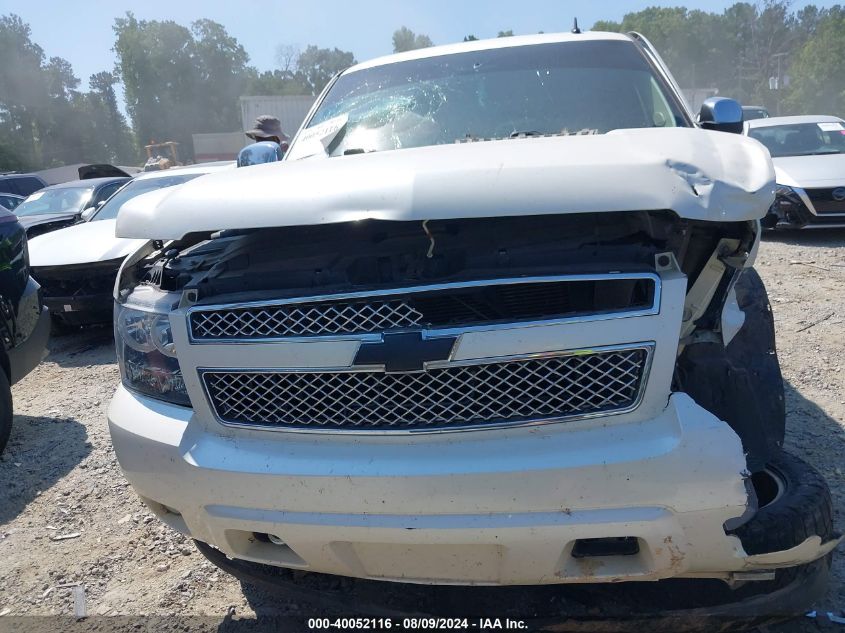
xmin=0 ymin=231 xmax=843 ymax=632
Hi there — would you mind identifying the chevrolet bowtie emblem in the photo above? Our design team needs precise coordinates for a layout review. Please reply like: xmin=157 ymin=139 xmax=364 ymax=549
xmin=353 ymin=331 xmax=457 ymax=373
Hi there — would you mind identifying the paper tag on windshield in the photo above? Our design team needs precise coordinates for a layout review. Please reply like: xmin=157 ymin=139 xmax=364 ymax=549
xmin=287 ymin=114 xmax=348 ymax=160
xmin=818 ymin=122 xmax=844 ymax=131
xmin=26 ymin=191 xmax=44 ymax=201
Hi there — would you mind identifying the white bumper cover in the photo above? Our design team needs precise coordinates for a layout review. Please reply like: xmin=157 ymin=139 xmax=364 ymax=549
xmin=111 ymin=385 xmax=794 ymax=586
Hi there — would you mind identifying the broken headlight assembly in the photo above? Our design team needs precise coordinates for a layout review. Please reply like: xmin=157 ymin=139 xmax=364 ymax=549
xmin=116 ymin=304 xmax=190 ymax=406
xmin=768 ymin=184 xmax=810 ymax=226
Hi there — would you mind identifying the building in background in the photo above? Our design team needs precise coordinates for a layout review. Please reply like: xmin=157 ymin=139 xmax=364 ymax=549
xmin=192 ymin=95 xmax=317 ymax=163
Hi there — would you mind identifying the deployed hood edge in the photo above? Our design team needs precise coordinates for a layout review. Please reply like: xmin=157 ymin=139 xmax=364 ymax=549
xmin=117 ymin=128 xmax=776 ymax=240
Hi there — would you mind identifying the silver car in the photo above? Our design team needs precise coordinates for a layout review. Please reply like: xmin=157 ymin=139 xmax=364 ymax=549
xmin=745 ymin=114 xmax=845 ymax=228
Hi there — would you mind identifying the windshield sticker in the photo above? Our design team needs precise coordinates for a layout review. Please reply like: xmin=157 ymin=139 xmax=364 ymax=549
xmin=287 ymin=114 xmax=349 ymax=160
xmin=818 ymin=122 xmax=844 ymax=131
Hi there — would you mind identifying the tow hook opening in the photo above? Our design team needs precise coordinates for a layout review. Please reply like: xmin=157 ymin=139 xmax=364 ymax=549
xmin=571 ymin=537 xmax=640 ymax=558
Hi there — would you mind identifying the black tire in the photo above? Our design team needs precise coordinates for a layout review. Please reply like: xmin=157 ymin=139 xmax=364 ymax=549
xmin=731 ymin=451 xmax=835 ymax=555
xmin=0 ymin=369 xmax=13 ymax=455
xmin=728 ymin=267 xmax=786 ymax=450
xmin=675 ymin=267 xmax=785 ymax=472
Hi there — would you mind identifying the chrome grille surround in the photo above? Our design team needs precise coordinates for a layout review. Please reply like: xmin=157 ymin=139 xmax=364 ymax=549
xmin=200 ymin=344 xmax=653 ymax=433
xmin=187 ymin=274 xmax=661 ymax=343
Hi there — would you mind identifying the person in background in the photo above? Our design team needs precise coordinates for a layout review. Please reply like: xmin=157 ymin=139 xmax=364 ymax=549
xmin=245 ymin=115 xmax=290 ymax=153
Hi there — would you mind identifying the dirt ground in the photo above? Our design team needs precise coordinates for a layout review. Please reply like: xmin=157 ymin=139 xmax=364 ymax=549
xmin=0 ymin=231 xmax=843 ymax=632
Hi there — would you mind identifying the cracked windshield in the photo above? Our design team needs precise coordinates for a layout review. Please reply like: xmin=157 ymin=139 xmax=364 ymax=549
xmin=297 ymin=40 xmax=686 ymax=158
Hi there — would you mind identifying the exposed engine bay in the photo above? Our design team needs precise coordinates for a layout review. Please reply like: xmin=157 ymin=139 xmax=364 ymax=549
xmin=121 ymin=210 xmax=754 ymax=310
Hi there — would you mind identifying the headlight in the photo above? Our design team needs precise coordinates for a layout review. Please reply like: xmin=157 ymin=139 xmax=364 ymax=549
xmin=775 ymin=184 xmax=797 ymax=199
xmin=116 ymin=304 xmax=189 ymax=406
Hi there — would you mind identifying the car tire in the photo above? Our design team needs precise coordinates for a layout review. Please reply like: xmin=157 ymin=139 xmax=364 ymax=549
xmin=0 ymin=369 xmax=13 ymax=454
xmin=728 ymin=266 xmax=786 ymax=445
xmin=731 ymin=450 xmax=835 ymax=556
xmin=675 ymin=267 xmax=785 ymax=472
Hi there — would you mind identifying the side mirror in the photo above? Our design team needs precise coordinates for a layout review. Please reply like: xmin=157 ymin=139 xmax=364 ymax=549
xmin=80 ymin=207 xmax=97 ymax=221
xmin=237 ymin=141 xmax=284 ymax=167
xmin=698 ymin=97 xmax=744 ymax=134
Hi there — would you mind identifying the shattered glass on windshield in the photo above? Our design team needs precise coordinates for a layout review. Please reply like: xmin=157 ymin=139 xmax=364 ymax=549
xmin=298 ymin=40 xmax=688 ymax=158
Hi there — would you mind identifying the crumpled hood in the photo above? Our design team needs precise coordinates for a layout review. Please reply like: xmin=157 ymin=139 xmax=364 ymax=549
xmin=117 ymin=128 xmax=775 ymax=240
xmin=773 ymin=153 xmax=845 ymax=188
xmin=17 ymin=212 xmax=77 ymax=230
xmin=29 ymin=218 xmax=145 ymax=267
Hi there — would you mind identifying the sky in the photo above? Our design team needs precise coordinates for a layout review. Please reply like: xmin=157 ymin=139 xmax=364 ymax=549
xmin=1 ymin=0 xmax=839 ymax=93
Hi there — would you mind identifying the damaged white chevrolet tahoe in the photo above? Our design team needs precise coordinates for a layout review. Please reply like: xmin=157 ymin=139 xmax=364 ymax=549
xmin=108 ymin=32 xmax=841 ymax=620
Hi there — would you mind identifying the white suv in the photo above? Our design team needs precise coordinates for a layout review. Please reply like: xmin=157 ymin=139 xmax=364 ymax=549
xmin=108 ymin=31 xmax=840 ymax=618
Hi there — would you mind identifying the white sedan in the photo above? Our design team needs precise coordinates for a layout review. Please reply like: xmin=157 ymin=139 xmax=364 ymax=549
xmin=29 ymin=163 xmax=233 ymax=329
xmin=745 ymin=114 xmax=845 ymax=229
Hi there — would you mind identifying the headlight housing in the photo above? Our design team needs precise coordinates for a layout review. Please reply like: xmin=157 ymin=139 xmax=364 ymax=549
xmin=116 ymin=304 xmax=189 ymax=406
xmin=775 ymin=184 xmax=798 ymax=199
xmin=770 ymin=183 xmax=810 ymax=225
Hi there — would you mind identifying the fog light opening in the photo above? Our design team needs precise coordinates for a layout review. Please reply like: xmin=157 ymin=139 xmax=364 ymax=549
xmin=253 ymin=532 xmax=286 ymax=546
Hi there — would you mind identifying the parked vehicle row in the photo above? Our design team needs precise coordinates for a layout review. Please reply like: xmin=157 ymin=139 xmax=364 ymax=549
xmin=28 ymin=162 xmax=233 ymax=329
xmin=0 ymin=173 xmax=48 ymax=197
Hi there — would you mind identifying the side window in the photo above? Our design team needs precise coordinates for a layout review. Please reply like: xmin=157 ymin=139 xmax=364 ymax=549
xmin=93 ymin=181 xmax=124 ymax=206
xmin=16 ymin=177 xmax=45 ymax=196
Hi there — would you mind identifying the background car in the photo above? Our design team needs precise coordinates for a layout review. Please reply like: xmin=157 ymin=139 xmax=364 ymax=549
xmin=745 ymin=114 xmax=845 ymax=228
xmin=0 ymin=173 xmax=48 ymax=197
xmin=28 ymin=162 xmax=234 ymax=330
xmin=0 ymin=206 xmax=50 ymax=454
xmin=0 ymin=193 xmax=24 ymax=212
xmin=12 ymin=177 xmax=129 ymax=239
xmin=742 ymin=105 xmax=770 ymax=120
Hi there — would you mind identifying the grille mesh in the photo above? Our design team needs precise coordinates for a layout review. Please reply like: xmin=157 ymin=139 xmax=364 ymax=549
xmin=191 ymin=300 xmax=424 ymax=339
xmin=202 ymin=348 xmax=647 ymax=430
xmin=806 ymin=188 xmax=845 ymax=215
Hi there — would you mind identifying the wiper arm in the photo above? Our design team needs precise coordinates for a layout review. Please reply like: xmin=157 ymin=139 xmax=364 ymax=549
xmin=509 ymin=130 xmax=543 ymax=138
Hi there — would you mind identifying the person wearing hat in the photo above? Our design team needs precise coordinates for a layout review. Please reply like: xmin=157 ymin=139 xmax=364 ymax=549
xmin=245 ymin=115 xmax=290 ymax=153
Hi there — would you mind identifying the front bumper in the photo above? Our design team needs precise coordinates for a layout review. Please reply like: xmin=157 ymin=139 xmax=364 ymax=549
xmin=108 ymin=385 xmax=835 ymax=586
xmin=44 ymin=293 xmax=112 ymax=325
xmin=6 ymin=277 xmax=49 ymax=384
xmin=196 ymin=539 xmax=831 ymax=627
xmin=766 ymin=186 xmax=845 ymax=229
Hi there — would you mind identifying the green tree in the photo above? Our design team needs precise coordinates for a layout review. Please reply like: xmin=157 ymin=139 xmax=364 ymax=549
xmin=463 ymin=34 xmax=479 ymax=42
xmin=784 ymin=6 xmax=845 ymax=115
xmin=392 ymin=26 xmax=433 ymax=53
xmin=192 ymin=19 xmax=250 ymax=131
xmin=0 ymin=14 xmax=48 ymax=169
xmin=296 ymin=45 xmax=356 ymax=95
xmin=87 ymin=71 xmax=136 ymax=163
xmin=113 ymin=13 xmax=252 ymax=160
xmin=497 ymin=30 xmax=514 ymax=37
xmin=113 ymin=13 xmax=198 ymax=154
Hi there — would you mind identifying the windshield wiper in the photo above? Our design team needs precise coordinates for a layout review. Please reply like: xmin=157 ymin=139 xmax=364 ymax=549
xmin=509 ymin=130 xmax=543 ymax=138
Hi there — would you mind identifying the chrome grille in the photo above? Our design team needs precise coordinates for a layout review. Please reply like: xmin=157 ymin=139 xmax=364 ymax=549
xmin=188 ymin=275 xmax=658 ymax=341
xmin=202 ymin=347 xmax=649 ymax=431
xmin=191 ymin=299 xmax=424 ymax=339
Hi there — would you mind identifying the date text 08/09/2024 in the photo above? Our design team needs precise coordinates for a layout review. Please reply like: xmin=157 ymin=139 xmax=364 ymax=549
xmin=307 ymin=618 xmax=529 ymax=630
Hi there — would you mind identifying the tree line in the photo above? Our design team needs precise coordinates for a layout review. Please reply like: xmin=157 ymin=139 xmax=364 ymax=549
xmin=594 ymin=2 xmax=845 ymax=116
xmin=1 ymin=3 xmax=842 ymax=171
